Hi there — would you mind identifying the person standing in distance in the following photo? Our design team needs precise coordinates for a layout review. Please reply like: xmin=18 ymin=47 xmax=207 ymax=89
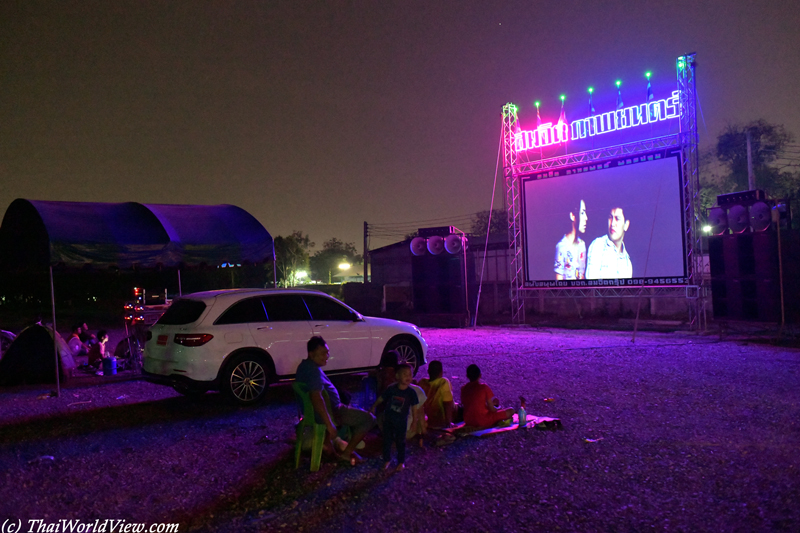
xmin=586 ymin=207 xmax=632 ymax=279
xmin=554 ymin=199 xmax=588 ymax=280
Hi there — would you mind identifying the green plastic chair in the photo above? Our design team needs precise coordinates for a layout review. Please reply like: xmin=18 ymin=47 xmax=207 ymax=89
xmin=293 ymin=382 xmax=327 ymax=472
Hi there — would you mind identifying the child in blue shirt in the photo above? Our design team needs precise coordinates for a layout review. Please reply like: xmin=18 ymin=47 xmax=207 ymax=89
xmin=371 ymin=363 xmax=418 ymax=472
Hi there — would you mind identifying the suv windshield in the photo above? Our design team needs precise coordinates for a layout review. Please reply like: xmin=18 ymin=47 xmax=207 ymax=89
xmin=156 ymin=299 xmax=207 ymax=325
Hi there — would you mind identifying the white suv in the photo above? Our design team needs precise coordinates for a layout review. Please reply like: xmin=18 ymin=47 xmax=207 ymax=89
xmin=142 ymin=288 xmax=427 ymax=404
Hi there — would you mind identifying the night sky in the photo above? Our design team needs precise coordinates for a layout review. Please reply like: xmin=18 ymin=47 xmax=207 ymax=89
xmin=2 ymin=1 xmax=799 ymax=251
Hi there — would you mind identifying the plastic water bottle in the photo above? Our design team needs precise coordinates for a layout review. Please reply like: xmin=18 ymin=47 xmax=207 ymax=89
xmin=518 ymin=396 xmax=527 ymax=429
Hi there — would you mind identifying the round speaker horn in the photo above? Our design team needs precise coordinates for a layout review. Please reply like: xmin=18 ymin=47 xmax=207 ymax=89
xmin=750 ymin=201 xmax=771 ymax=232
xmin=410 ymin=237 xmax=427 ymax=256
xmin=707 ymin=207 xmax=728 ymax=235
xmin=444 ymin=234 xmax=463 ymax=254
xmin=728 ymin=204 xmax=749 ymax=234
xmin=427 ymin=235 xmax=445 ymax=255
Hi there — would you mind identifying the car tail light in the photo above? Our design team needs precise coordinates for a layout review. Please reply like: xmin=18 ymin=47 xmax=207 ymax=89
xmin=173 ymin=334 xmax=214 ymax=347
xmin=157 ymin=334 xmax=168 ymax=345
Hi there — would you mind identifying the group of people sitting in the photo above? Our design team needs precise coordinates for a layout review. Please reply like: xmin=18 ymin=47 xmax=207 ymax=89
xmin=295 ymin=335 xmax=516 ymax=472
xmin=67 ymin=323 xmax=110 ymax=374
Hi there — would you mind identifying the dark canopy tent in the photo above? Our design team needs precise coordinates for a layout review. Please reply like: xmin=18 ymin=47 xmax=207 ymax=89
xmin=144 ymin=203 xmax=276 ymax=267
xmin=0 ymin=199 xmax=275 ymax=393
xmin=0 ymin=199 xmax=275 ymax=268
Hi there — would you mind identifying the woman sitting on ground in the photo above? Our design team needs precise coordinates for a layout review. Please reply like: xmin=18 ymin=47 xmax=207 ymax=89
xmin=460 ymin=363 xmax=514 ymax=429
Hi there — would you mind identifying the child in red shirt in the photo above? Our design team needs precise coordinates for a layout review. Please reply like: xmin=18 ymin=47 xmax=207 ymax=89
xmin=460 ymin=363 xmax=514 ymax=429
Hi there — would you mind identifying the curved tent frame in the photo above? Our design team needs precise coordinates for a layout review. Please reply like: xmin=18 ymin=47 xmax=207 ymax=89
xmin=0 ymin=199 xmax=275 ymax=268
xmin=143 ymin=203 xmax=275 ymax=267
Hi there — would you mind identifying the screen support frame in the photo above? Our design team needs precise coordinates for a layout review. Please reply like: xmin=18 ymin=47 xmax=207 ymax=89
xmin=502 ymin=54 xmax=704 ymax=328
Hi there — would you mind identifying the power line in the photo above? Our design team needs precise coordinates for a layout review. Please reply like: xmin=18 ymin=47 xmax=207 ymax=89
xmin=368 ymin=212 xmax=481 ymax=230
xmin=366 ymin=209 xmax=508 ymax=251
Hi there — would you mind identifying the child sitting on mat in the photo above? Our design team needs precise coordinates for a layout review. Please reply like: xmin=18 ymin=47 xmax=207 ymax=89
xmin=376 ymin=350 xmax=399 ymax=396
xmin=418 ymin=360 xmax=457 ymax=428
xmin=407 ymin=381 xmax=427 ymax=446
xmin=371 ymin=363 xmax=419 ymax=472
xmin=460 ymin=363 xmax=514 ymax=429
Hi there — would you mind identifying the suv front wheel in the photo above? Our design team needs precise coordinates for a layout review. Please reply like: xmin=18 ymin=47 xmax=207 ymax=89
xmin=222 ymin=353 xmax=273 ymax=405
xmin=385 ymin=337 xmax=422 ymax=375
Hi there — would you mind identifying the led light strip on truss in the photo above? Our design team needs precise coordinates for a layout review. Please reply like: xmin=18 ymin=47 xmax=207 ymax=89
xmin=515 ymin=92 xmax=681 ymax=151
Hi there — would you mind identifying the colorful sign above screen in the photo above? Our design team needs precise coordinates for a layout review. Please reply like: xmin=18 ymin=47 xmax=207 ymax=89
xmin=515 ymin=91 xmax=680 ymax=151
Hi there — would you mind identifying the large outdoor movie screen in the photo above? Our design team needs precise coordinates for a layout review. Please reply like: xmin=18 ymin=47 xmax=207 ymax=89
xmin=522 ymin=151 xmax=686 ymax=288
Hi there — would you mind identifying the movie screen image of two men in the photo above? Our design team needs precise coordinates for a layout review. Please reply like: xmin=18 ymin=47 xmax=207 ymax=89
xmin=522 ymin=152 xmax=686 ymax=287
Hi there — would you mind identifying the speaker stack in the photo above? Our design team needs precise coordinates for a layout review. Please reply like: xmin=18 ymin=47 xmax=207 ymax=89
xmin=707 ymin=190 xmax=793 ymax=322
xmin=409 ymin=227 xmax=470 ymax=314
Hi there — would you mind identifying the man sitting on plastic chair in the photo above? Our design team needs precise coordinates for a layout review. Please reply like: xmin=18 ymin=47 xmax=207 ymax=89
xmin=293 ymin=382 xmax=327 ymax=471
xmin=295 ymin=336 xmax=375 ymax=466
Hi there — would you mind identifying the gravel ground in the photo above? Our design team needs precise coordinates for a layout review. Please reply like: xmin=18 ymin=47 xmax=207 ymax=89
xmin=1 ymin=326 xmax=798 ymax=532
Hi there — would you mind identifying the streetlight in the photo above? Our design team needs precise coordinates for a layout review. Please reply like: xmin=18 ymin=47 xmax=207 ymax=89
xmin=328 ymin=261 xmax=351 ymax=284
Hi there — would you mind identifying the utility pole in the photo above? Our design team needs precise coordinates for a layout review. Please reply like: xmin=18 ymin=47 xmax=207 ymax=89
xmin=746 ymin=130 xmax=756 ymax=190
xmin=363 ymin=221 xmax=368 ymax=283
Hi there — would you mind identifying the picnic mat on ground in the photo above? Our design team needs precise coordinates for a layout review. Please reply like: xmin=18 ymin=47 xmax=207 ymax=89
xmin=434 ymin=414 xmax=563 ymax=438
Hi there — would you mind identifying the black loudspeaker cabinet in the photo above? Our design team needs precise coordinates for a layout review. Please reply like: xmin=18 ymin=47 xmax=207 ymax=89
xmin=411 ymin=254 xmax=471 ymax=314
xmin=708 ymin=232 xmax=799 ymax=322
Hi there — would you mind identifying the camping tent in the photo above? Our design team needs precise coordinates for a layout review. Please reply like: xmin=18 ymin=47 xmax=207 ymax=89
xmin=0 ymin=199 xmax=276 ymax=393
xmin=0 ymin=325 xmax=75 ymax=386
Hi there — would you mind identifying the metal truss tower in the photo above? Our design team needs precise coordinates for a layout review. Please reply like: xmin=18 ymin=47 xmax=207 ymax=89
xmin=501 ymin=55 xmax=703 ymax=328
xmin=676 ymin=53 xmax=705 ymax=329
xmin=502 ymin=103 xmax=526 ymax=324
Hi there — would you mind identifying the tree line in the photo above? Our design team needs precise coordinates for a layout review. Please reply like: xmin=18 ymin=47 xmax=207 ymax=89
xmin=273 ymin=232 xmax=362 ymax=286
xmin=700 ymin=119 xmax=800 ymax=211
